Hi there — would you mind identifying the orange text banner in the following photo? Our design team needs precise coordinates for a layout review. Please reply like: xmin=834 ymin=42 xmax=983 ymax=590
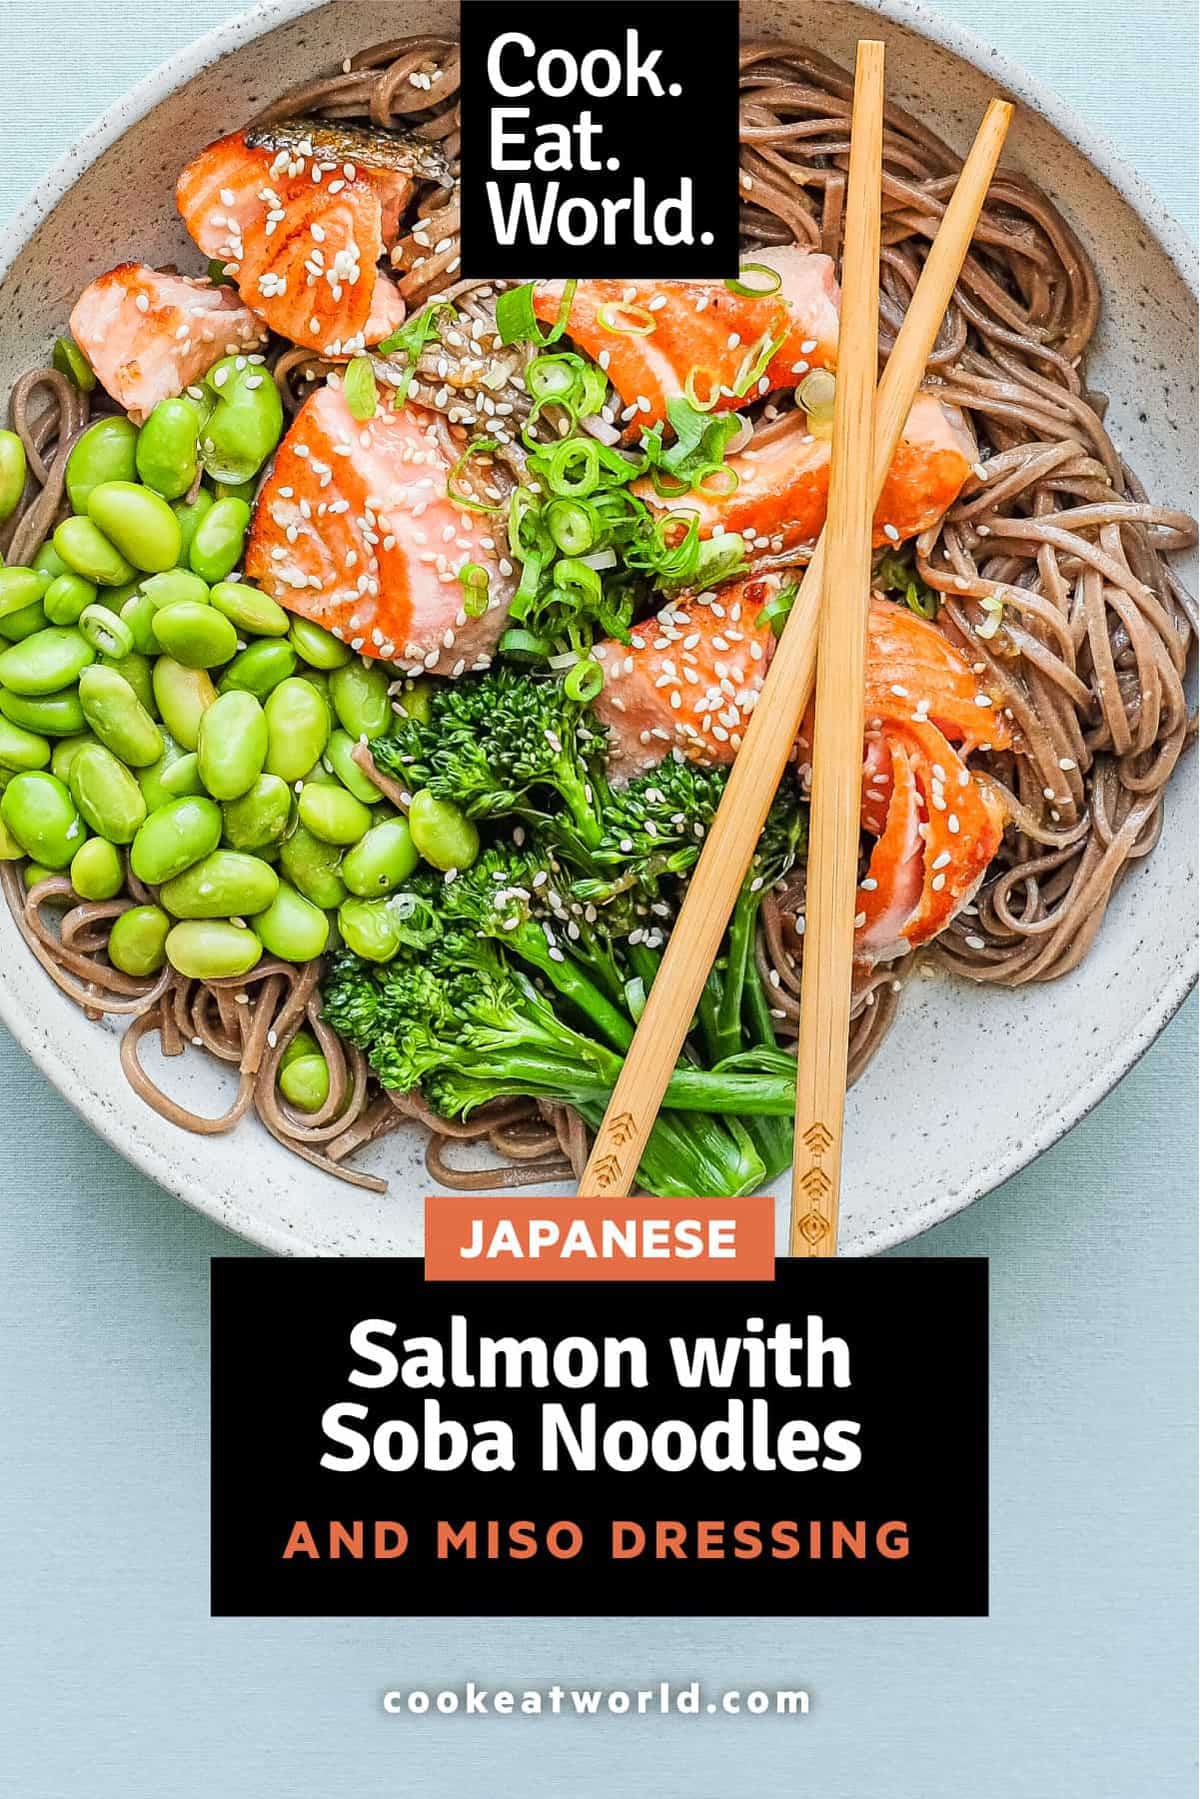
xmin=424 ymin=1196 xmax=775 ymax=1281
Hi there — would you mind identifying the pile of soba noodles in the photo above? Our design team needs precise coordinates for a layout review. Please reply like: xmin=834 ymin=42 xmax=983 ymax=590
xmin=3 ymin=37 xmax=1195 ymax=1194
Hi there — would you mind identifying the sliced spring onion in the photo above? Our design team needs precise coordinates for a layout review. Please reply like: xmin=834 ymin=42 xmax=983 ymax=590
xmin=376 ymin=300 xmax=457 ymax=406
xmin=343 ymin=355 xmax=378 ymax=421
xmin=730 ymin=327 xmax=787 ymax=398
xmin=875 ymin=548 xmax=939 ymax=620
xmin=446 ymin=437 xmax=504 ymax=514
xmin=756 ymin=582 xmax=800 ymax=636
xmin=458 ymin=562 xmax=491 ymax=618
xmin=554 ymin=558 xmax=604 ymax=607
xmin=206 ymin=258 xmax=231 ymax=286
xmin=546 ymin=498 xmax=597 ymax=557
xmin=683 ymin=367 xmax=723 ymax=412
xmin=564 ymin=658 xmax=604 ymax=704
xmin=624 ymin=975 xmax=648 ymax=1023
xmin=725 ymin=262 xmax=783 ymax=298
xmin=797 ymin=368 xmax=837 ymax=416
xmin=526 ymin=354 xmax=578 ymax=402
xmin=498 ymin=626 xmax=553 ymax=658
xmin=532 ymin=437 xmax=604 ymax=498
xmin=496 ymin=279 xmax=577 ymax=347
xmin=694 ymin=463 xmax=740 ymax=500
xmin=597 ymin=301 xmax=656 ymax=336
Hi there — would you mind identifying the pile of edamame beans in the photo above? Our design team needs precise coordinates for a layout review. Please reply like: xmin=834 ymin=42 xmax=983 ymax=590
xmin=0 ymin=365 xmax=481 ymax=1115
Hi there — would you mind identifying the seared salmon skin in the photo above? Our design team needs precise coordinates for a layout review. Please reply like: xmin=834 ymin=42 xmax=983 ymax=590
xmin=245 ymin=384 xmax=513 ymax=676
xmin=176 ymin=124 xmax=446 ymax=357
xmin=531 ymin=247 xmax=840 ymax=429
xmin=68 ymin=264 xmax=267 ymax=424
xmin=593 ymin=583 xmax=1010 ymax=962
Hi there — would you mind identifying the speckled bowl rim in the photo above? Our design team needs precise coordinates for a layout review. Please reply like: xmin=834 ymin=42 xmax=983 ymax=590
xmin=0 ymin=0 xmax=1194 ymax=1257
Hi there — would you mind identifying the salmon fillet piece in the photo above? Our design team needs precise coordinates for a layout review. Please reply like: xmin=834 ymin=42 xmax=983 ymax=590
xmin=593 ymin=584 xmax=1010 ymax=960
xmin=68 ymin=263 xmax=267 ymax=424
xmin=245 ymin=384 xmax=513 ymax=676
xmin=531 ymin=246 xmax=840 ymax=429
xmin=645 ymin=392 xmax=976 ymax=553
xmin=177 ymin=130 xmax=418 ymax=357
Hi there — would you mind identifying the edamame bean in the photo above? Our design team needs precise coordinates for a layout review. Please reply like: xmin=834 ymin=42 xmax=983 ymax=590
xmin=171 ymin=489 xmax=214 ymax=566
xmin=0 ymin=626 xmax=94 ymax=696
xmin=119 ymin=592 xmax=158 ymax=655
xmin=188 ymin=496 xmax=250 ymax=584
xmin=159 ymin=849 xmax=278 ymax=919
xmin=251 ymin=879 xmax=329 ymax=962
xmin=329 ymin=660 xmax=392 ymax=739
xmin=199 ymin=356 xmax=283 ymax=485
xmin=0 ymin=716 xmax=51 ymax=772
xmin=139 ymin=568 xmax=212 ymax=611
xmin=67 ymin=742 xmax=146 ymax=844
xmin=0 ymin=815 xmax=25 ymax=859
xmin=279 ymin=823 xmax=346 ymax=910
xmin=65 ymin=416 xmax=138 ymax=514
xmin=164 ymin=919 xmax=262 ymax=980
xmin=218 ymin=639 xmax=297 ymax=700
xmin=78 ymin=665 xmax=163 ymax=767
xmin=31 ymin=543 xmax=69 ymax=581
xmin=294 ymin=667 xmax=331 ymax=704
xmin=279 ymin=1051 xmax=330 ymax=1112
xmin=86 ymin=481 xmax=182 ymax=575
xmin=264 ymin=677 xmax=329 ymax=781
xmin=196 ymin=689 xmax=267 ymax=801
xmin=209 ymin=579 xmax=289 ymax=638
xmin=297 ymin=781 xmax=372 ymax=847
xmin=135 ymin=398 xmax=201 ymax=500
xmin=288 ymin=615 xmax=352 ymax=670
xmin=52 ymin=335 xmax=96 ymax=393
xmin=280 ymin=1029 xmax=320 ymax=1073
xmin=0 ymin=686 xmax=86 ymax=736
xmin=391 ymin=677 xmax=432 ymax=723
xmin=221 ymin=773 xmax=292 ymax=852
xmin=152 ymin=601 xmax=238 ymax=669
xmin=135 ymin=732 xmax=185 ymax=811
xmin=323 ymin=729 xmax=384 ymax=804
xmin=0 ymin=567 xmax=45 ymax=621
xmin=0 ymin=429 xmax=27 ymax=524
xmin=108 ymin=904 xmax=170 ymax=976
xmin=0 ymin=771 xmax=83 ymax=867
xmin=407 ymin=788 xmax=480 ymax=872
xmin=43 ymin=572 xmax=97 ymax=626
xmin=99 ymin=649 xmax=157 ymax=717
xmin=70 ymin=836 xmax=124 ymax=901
xmin=79 ymin=603 xmax=134 ymax=660
xmin=51 ymin=733 xmax=97 ymax=783
xmin=0 ymin=602 xmax=49 ymax=645
xmin=213 ymin=478 xmax=257 ymax=505
xmin=151 ymin=657 xmax=215 ymax=750
xmin=53 ymin=517 xmax=136 ymax=588
xmin=337 ymin=896 xmax=404 ymax=962
xmin=100 ymin=579 xmax=143 ymax=612
xmin=130 ymin=794 xmax=222 ymax=885
xmin=160 ymin=752 xmax=204 ymax=798
xmin=22 ymin=858 xmax=62 ymax=886
xmin=341 ymin=816 xmax=418 ymax=896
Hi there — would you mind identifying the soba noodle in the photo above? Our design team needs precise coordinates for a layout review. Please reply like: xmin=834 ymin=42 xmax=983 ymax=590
xmin=2 ymin=36 xmax=1194 ymax=1193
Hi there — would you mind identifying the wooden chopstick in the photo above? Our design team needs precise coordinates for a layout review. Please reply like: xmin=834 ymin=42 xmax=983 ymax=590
xmin=789 ymin=41 xmax=885 ymax=1257
xmin=578 ymin=95 xmax=1014 ymax=1204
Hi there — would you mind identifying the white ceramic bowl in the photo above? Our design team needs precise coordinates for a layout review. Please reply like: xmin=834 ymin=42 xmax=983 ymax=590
xmin=0 ymin=0 xmax=1194 ymax=1254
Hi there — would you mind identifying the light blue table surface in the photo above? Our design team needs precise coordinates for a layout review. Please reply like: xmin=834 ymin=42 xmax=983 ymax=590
xmin=1 ymin=3 xmax=1195 ymax=1794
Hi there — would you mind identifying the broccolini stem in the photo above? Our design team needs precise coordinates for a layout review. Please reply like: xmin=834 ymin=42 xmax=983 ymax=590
xmin=508 ymin=923 xmax=635 ymax=1052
